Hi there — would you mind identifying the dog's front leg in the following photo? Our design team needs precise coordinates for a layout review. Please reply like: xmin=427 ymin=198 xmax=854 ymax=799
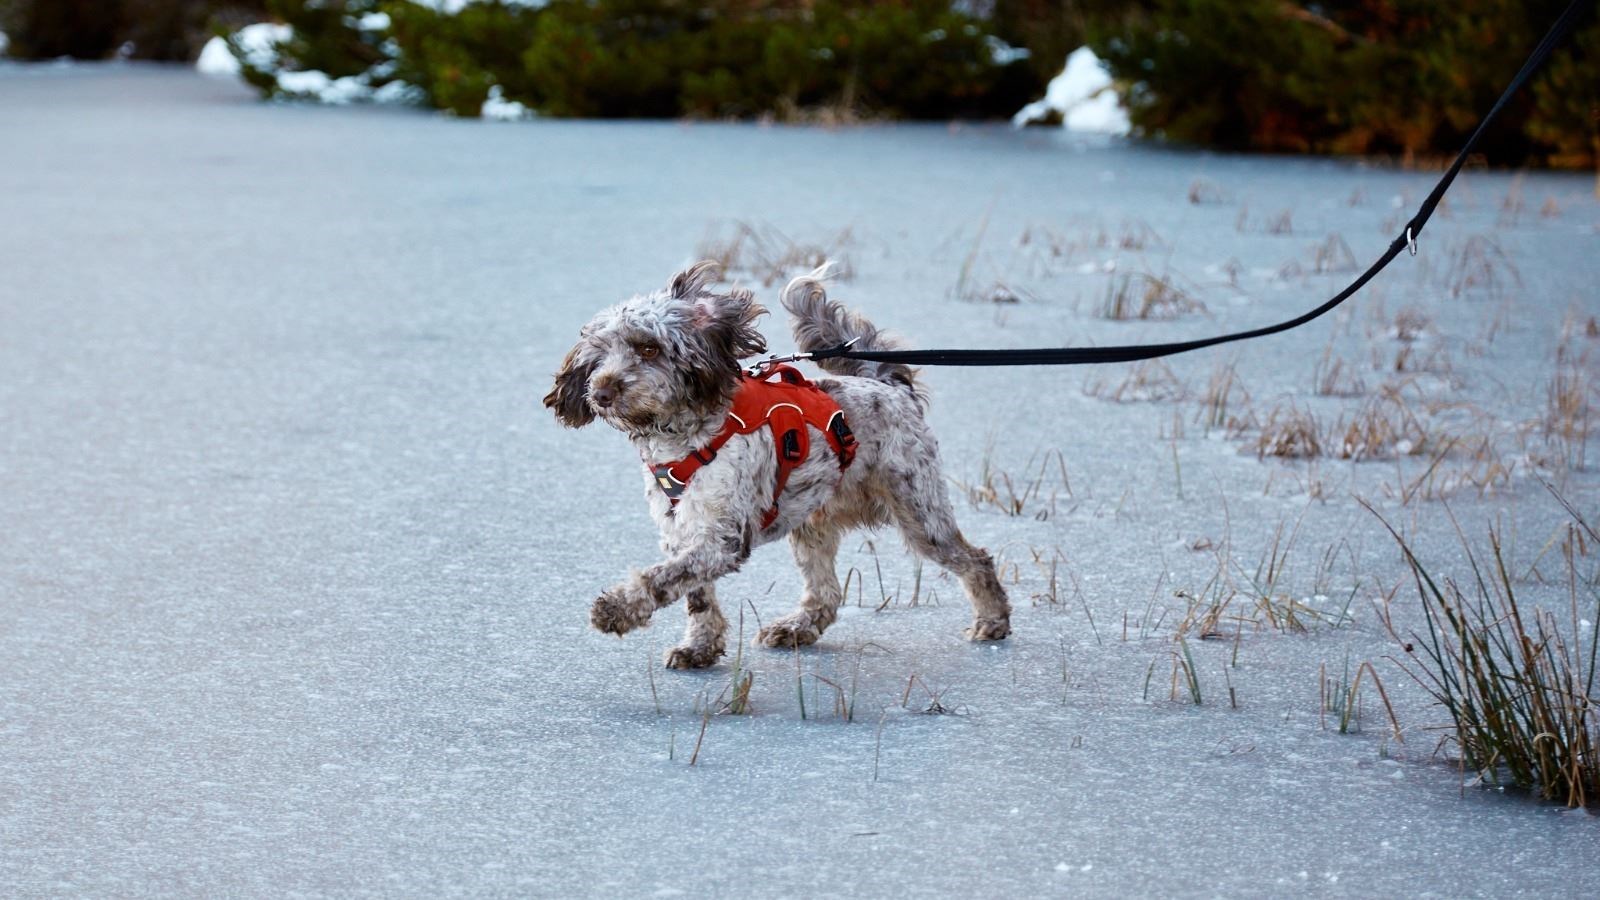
xmin=589 ymin=520 xmax=754 ymax=638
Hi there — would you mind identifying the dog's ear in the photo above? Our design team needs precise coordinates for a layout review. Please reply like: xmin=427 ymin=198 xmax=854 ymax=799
xmin=704 ymin=287 xmax=768 ymax=360
xmin=543 ymin=341 xmax=597 ymax=428
xmin=668 ymin=260 xmax=722 ymax=300
xmin=674 ymin=285 xmax=769 ymax=415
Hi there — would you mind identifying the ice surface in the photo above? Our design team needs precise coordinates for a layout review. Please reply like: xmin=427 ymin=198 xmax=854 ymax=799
xmin=1013 ymin=46 xmax=1130 ymax=135
xmin=1 ymin=66 xmax=1597 ymax=898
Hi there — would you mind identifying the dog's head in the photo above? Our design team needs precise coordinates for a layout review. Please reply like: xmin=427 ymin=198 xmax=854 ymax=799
xmin=544 ymin=261 xmax=768 ymax=432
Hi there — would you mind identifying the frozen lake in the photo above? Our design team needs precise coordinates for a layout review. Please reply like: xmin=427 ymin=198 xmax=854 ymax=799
xmin=2 ymin=65 xmax=1597 ymax=896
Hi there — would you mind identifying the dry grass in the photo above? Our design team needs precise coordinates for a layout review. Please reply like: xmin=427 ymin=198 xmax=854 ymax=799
xmin=1169 ymin=511 xmax=1362 ymax=649
xmin=1310 ymin=233 xmax=1359 ymax=274
xmin=1496 ymin=174 xmax=1527 ymax=227
xmin=1388 ymin=307 xmax=1431 ymax=343
xmin=1332 ymin=390 xmax=1429 ymax=461
xmin=1188 ymin=178 xmax=1226 ymax=205
xmin=1313 ymin=346 xmax=1367 ymax=397
xmin=952 ymin=443 xmax=1073 ymax=520
xmin=1444 ymin=234 xmax=1520 ymax=299
xmin=1099 ymin=272 xmax=1205 ymax=321
xmin=1016 ymin=217 xmax=1166 ymax=262
xmin=696 ymin=221 xmax=855 ymax=286
xmin=1193 ymin=361 xmax=1253 ymax=434
xmin=1254 ymin=402 xmax=1323 ymax=459
xmin=1541 ymin=346 xmax=1595 ymax=471
xmin=1083 ymin=359 xmax=1187 ymax=403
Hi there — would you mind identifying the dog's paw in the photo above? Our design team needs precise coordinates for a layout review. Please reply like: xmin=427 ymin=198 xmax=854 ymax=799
xmin=664 ymin=642 xmax=725 ymax=670
xmin=590 ymin=587 xmax=651 ymax=636
xmin=756 ymin=614 xmax=822 ymax=649
xmin=965 ymin=617 xmax=1011 ymax=641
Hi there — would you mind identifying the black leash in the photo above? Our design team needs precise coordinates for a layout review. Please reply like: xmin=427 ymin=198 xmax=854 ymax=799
xmin=794 ymin=0 xmax=1594 ymax=369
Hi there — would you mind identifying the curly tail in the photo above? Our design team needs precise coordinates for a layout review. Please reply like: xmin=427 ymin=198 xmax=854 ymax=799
xmin=780 ymin=263 xmax=926 ymax=409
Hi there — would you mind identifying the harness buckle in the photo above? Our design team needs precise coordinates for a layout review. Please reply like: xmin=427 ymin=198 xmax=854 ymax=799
xmin=651 ymin=464 xmax=687 ymax=500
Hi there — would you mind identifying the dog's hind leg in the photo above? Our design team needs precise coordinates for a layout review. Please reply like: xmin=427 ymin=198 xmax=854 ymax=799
xmin=756 ymin=522 xmax=843 ymax=648
xmin=665 ymin=586 xmax=727 ymax=669
xmin=888 ymin=467 xmax=1011 ymax=641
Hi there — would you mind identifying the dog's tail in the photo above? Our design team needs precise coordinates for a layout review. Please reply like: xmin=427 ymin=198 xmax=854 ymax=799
xmin=781 ymin=263 xmax=927 ymax=409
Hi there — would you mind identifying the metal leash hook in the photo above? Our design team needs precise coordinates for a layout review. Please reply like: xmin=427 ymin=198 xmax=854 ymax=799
xmin=746 ymin=351 xmax=812 ymax=376
xmin=746 ymin=338 xmax=857 ymax=376
xmin=1406 ymin=226 xmax=1417 ymax=257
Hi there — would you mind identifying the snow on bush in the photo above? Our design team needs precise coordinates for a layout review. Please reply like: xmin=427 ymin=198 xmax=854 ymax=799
xmin=1012 ymin=46 xmax=1130 ymax=136
xmin=199 ymin=17 xmax=422 ymax=107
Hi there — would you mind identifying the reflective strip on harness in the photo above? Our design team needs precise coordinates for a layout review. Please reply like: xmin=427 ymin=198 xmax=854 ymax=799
xmin=645 ymin=365 xmax=856 ymax=527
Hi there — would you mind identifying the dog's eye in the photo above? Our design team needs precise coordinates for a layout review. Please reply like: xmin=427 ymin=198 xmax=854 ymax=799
xmin=637 ymin=344 xmax=661 ymax=360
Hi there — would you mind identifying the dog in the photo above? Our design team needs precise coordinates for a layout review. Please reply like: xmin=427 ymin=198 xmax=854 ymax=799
xmin=543 ymin=261 xmax=1010 ymax=668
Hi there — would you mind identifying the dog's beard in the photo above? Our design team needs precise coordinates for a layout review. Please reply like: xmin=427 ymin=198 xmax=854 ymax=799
xmin=596 ymin=397 xmax=668 ymax=433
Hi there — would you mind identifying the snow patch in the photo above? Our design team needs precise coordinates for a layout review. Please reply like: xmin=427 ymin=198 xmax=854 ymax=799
xmin=195 ymin=36 xmax=238 ymax=76
xmin=233 ymin=22 xmax=291 ymax=70
xmin=277 ymin=70 xmax=375 ymax=105
xmin=1012 ymin=46 xmax=1130 ymax=136
xmin=197 ymin=22 xmax=292 ymax=77
xmin=481 ymin=84 xmax=532 ymax=121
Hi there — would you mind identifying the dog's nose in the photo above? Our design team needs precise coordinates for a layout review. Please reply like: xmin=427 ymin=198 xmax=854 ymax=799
xmin=591 ymin=385 xmax=617 ymax=408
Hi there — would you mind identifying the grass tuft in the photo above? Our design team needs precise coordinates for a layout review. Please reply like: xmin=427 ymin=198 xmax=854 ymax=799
xmin=1100 ymin=272 xmax=1205 ymax=321
xmin=1254 ymin=402 xmax=1323 ymax=459
xmin=696 ymin=220 xmax=854 ymax=286
xmin=1370 ymin=500 xmax=1600 ymax=808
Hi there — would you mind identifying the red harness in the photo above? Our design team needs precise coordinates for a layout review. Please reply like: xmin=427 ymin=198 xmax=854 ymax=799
xmin=649 ymin=365 xmax=857 ymax=529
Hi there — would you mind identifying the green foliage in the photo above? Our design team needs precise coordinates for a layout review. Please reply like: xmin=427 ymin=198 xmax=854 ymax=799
xmin=386 ymin=0 xmax=542 ymax=116
xmin=1087 ymin=0 xmax=1600 ymax=166
xmin=228 ymin=0 xmax=1038 ymax=121
xmin=213 ymin=0 xmax=1598 ymax=165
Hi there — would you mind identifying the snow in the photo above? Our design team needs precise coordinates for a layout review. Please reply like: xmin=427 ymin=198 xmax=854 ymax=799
xmin=276 ymin=69 xmax=378 ymax=104
xmin=1013 ymin=46 xmax=1131 ymax=135
xmin=355 ymin=11 xmax=392 ymax=31
xmin=232 ymin=22 xmax=291 ymax=71
xmin=200 ymin=21 xmax=417 ymax=107
xmin=194 ymin=36 xmax=237 ymax=76
xmin=1 ymin=66 xmax=1598 ymax=898
xmin=480 ymin=84 xmax=531 ymax=121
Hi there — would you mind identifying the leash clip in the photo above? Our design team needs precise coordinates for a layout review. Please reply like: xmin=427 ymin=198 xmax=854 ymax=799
xmin=746 ymin=351 xmax=813 ymax=377
xmin=1406 ymin=226 xmax=1417 ymax=257
xmin=745 ymin=338 xmax=859 ymax=376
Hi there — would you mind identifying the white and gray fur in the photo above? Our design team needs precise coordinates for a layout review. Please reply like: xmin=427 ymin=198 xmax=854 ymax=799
xmin=544 ymin=261 xmax=1010 ymax=669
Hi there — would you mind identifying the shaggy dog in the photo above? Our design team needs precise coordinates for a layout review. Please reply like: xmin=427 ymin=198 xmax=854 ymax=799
xmin=544 ymin=261 xmax=1010 ymax=668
